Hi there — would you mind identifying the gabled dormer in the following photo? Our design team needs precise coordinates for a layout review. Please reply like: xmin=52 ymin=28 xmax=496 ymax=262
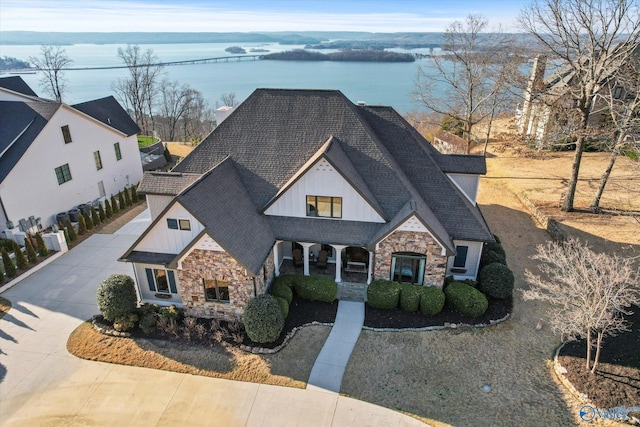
xmin=263 ymin=137 xmax=386 ymax=223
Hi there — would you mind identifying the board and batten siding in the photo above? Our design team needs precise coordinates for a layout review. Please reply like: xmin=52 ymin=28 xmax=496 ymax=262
xmin=446 ymin=240 xmax=484 ymax=280
xmin=147 ymin=195 xmax=174 ymax=221
xmin=264 ymin=159 xmax=384 ymax=223
xmin=446 ymin=174 xmax=480 ymax=205
xmin=135 ymin=202 xmax=204 ymax=254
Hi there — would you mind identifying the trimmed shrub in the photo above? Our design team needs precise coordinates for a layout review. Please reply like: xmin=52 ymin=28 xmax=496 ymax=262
xmin=275 ymin=296 xmax=289 ymax=318
xmin=78 ymin=214 xmax=87 ymax=235
xmin=478 ymin=263 xmax=514 ymax=299
xmin=367 ymin=279 xmax=401 ymax=310
xmin=419 ymin=286 xmax=446 ymax=315
xmin=2 ymin=248 xmax=16 ymax=278
xmin=111 ymin=194 xmax=120 ymax=214
xmin=35 ymin=233 xmax=49 ymax=256
xmin=65 ymin=219 xmax=77 ymax=242
xmin=486 ymin=241 xmax=506 ymax=258
xmin=445 ymin=281 xmax=488 ymax=318
xmin=137 ymin=303 xmax=159 ymax=334
xmin=0 ymin=238 xmax=14 ymax=252
xmin=114 ymin=312 xmax=139 ymax=332
xmin=480 ymin=249 xmax=507 ymax=268
xmin=98 ymin=203 xmax=106 ymax=221
xmin=293 ymin=276 xmax=337 ymax=302
xmin=91 ymin=207 xmax=101 ymax=226
xmin=118 ymin=191 xmax=126 ymax=211
xmin=25 ymin=237 xmax=37 ymax=264
xmin=399 ymin=283 xmax=421 ymax=312
xmin=96 ymin=274 xmax=138 ymax=322
xmin=159 ymin=304 xmax=182 ymax=330
xmin=105 ymin=198 xmax=113 ymax=218
xmin=82 ymin=211 xmax=93 ymax=230
xmin=243 ymin=294 xmax=285 ymax=343
xmin=270 ymin=280 xmax=293 ymax=304
xmin=272 ymin=274 xmax=301 ymax=289
xmin=12 ymin=240 xmax=28 ymax=270
xmin=492 ymin=234 xmax=502 ymax=244
xmin=131 ymin=184 xmax=139 ymax=203
xmin=124 ymin=187 xmax=132 ymax=207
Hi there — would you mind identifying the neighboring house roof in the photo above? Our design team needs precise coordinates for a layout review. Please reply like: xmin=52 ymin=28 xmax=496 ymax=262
xmin=0 ymin=76 xmax=38 ymax=97
xmin=72 ymin=96 xmax=141 ymax=136
xmin=0 ymin=101 xmax=61 ymax=183
xmin=126 ymin=89 xmax=493 ymax=274
xmin=137 ymin=171 xmax=202 ymax=196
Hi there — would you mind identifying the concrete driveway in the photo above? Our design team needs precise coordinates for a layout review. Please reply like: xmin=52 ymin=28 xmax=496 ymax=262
xmin=0 ymin=210 xmax=424 ymax=426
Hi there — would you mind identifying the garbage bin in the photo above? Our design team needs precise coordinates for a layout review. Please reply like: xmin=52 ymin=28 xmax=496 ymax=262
xmin=68 ymin=208 xmax=80 ymax=222
xmin=56 ymin=211 xmax=70 ymax=225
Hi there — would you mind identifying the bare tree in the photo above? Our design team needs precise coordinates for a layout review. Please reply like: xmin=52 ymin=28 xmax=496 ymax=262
xmin=523 ymin=238 xmax=640 ymax=373
xmin=413 ymin=14 xmax=519 ymax=153
xmin=29 ymin=45 xmax=73 ymax=102
xmin=112 ymin=45 xmax=164 ymax=135
xmin=519 ymin=0 xmax=640 ymax=212
xmin=158 ymin=79 xmax=196 ymax=141
xmin=216 ymin=92 xmax=239 ymax=108
xmin=181 ymin=92 xmax=214 ymax=144
xmin=589 ymin=55 xmax=640 ymax=210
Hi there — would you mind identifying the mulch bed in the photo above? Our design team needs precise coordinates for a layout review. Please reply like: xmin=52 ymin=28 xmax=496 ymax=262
xmin=557 ymin=306 xmax=640 ymax=416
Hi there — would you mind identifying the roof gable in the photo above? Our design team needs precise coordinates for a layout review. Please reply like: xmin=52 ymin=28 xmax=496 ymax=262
xmin=0 ymin=76 xmax=38 ymax=97
xmin=72 ymin=96 xmax=140 ymax=136
xmin=137 ymin=171 xmax=202 ymax=196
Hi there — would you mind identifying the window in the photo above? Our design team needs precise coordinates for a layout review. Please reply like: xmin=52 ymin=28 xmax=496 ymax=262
xmin=306 ymin=195 xmax=342 ymax=218
xmin=167 ymin=218 xmax=191 ymax=230
xmin=390 ymin=252 xmax=426 ymax=285
xmin=453 ymin=246 xmax=469 ymax=268
xmin=54 ymin=164 xmax=72 ymax=185
xmin=203 ymin=278 xmax=230 ymax=302
xmin=94 ymin=151 xmax=103 ymax=170
xmin=614 ymin=86 xmax=623 ymax=99
xmin=114 ymin=142 xmax=122 ymax=161
xmin=145 ymin=268 xmax=178 ymax=294
xmin=61 ymin=125 xmax=72 ymax=143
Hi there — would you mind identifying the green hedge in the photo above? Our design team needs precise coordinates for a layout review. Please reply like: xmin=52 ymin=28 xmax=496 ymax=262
xmin=399 ymin=283 xmax=421 ymax=312
xmin=243 ymin=294 xmax=285 ymax=343
xmin=478 ymin=263 xmax=514 ymax=299
xmin=445 ymin=281 xmax=488 ymax=318
xmin=480 ymin=249 xmax=507 ymax=268
xmin=270 ymin=280 xmax=293 ymax=304
xmin=367 ymin=280 xmax=401 ymax=310
xmin=275 ymin=296 xmax=289 ymax=318
xmin=419 ymin=286 xmax=446 ymax=315
xmin=293 ymin=276 xmax=337 ymax=303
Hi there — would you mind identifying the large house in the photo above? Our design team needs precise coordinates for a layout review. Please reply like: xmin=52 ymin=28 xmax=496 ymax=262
xmin=120 ymin=89 xmax=494 ymax=320
xmin=0 ymin=76 xmax=143 ymax=232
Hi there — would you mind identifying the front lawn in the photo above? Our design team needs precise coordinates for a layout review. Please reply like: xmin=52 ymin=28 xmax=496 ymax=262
xmin=137 ymin=135 xmax=159 ymax=148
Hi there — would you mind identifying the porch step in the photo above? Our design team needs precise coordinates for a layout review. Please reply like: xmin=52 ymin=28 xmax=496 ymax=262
xmin=338 ymin=282 xmax=367 ymax=302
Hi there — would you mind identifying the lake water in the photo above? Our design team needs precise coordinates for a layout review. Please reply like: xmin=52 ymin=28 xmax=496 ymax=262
xmin=0 ymin=42 xmax=442 ymax=113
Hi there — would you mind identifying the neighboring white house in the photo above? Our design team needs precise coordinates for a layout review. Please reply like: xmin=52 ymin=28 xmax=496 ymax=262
xmin=0 ymin=76 xmax=143 ymax=232
xmin=120 ymin=89 xmax=494 ymax=321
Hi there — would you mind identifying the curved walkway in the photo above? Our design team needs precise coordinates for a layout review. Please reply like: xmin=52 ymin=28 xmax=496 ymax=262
xmin=0 ymin=209 xmax=425 ymax=426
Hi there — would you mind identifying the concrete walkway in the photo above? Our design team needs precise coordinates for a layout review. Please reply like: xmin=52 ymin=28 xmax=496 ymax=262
xmin=307 ymin=300 xmax=365 ymax=393
xmin=0 ymin=209 xmax=425 ymax=426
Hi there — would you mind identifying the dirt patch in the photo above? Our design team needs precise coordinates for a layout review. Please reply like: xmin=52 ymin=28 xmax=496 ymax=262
xmin=0 ymin=296 xmax=10 ymax=320
xmin=166 ymin=142 xmax=195 ymax=158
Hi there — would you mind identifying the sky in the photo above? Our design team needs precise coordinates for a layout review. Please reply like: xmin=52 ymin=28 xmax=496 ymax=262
xmin=0 ymin=0 xmax=527 ymax=33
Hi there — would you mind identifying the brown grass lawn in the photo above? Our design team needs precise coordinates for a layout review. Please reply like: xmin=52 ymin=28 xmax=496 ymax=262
xmin=67 ymin=322 xmax=330 ymax=389
xmin=166 ymin=142 xmax=195 ymax=158
xmin=0 ymin=296 xmax=11 ymax=320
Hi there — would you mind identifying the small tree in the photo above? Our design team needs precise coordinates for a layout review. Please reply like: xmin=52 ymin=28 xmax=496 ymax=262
xmin=65 ymin=219 xmax=77 ymax=242
xmin=2 ymin=248 xmax=16 ymax=278
xmin=25 ymin=237 xmax=37 ymax=264
xmin=110 ymin=194 xmax=119 ymax=214
xmin=523 ymin=238 xmax=640 ymax=373
xmin=105 ymin=198 xmax=113 ymax=218
xmin=82 ymin=211 xmax=93 ymax=230
xmin=12 ymin=240 xmax=28 ymax=270
xmin=35 ymin=233 xmax=49 ymax=256
xmin=124 ymin=187 xmax=132 ymax=207
xmin=91 ymin=207 xmax=101 ymax=226
xmin=96 ymin=274 xmax=138 ymax=322
xmin=131 ymin=184 xmax=139 ymax=203
xmin=98 ymin=203 xmax=106 ymax=221
xmin=77 ymin=214 xmax=87 ymax=235
xmin=163 ymin=143 xmax=172 ymax=163
xmin=118 ymin=191 xmax=126 ymax=211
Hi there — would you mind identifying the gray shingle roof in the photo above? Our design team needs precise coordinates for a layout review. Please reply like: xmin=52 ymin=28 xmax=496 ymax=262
xmin=137 ymin=171 xmax=202 ymax=196
xmin=436 ymin=154 xmax=487 ymax=175
xmin=266 ymin=215 xmax=381 ymax=247
xmin=72 ymin=96 xmax=140 ymax=136
xmin=0 ymin=76 xmax=38 ymax=97
xmin=124 ymin=251 xmax=176 ymax=265
xmin=0 ymin=101 xmax=61 ymax=183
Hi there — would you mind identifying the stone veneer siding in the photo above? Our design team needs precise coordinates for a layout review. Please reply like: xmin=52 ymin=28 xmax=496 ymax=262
xmin=178 ymin=248 xmax=273 ymax=321
xmin=374 ymin=230 xmax=448 ymax=287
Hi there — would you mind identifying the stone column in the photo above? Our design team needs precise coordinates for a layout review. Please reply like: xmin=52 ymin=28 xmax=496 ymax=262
xmin=300 ymin=242 xmax=314 ymax=276
xmin=331 ymin=245 xmax=347 ymax=283
xmin=273 ymin=241 xmax=281 ymax=277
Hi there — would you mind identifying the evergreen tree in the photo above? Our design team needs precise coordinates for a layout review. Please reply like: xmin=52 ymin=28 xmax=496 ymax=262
xmin=98 ymin=203 xmax=106 ymax=221
xmin=163 ymin=143 xmax=172 ymax=163
xmin=2 ymin=248 xmax=16 ymax=278
xmin=111 ymin=194 xmax=119 ymax=214
xmin=124 ymin=187 xmax=132 ymax=207
xmin=83 ymin=212 xmax=93 ymax=230
xmin=35 ymin=233 xmax=49 ymax=256
xmin=118 ymin=191 xmax=126 ymax=211
xmin=25 ymin=237 xmax=37 ymax=264
xmin=63 ymin=228 xmax=70 ymax=245
xmin=78 ymin=214 xmax=87 ymax=235
xmin=105 ymin=198 xmax=113 ymax=218
xmin=91 ymin=207 xmax=101 ymax=226
xmin=12 ymin=240 xmax=28 ymax=270
xmin=65 ymin=218 xmax=77 ymax=242
xmin=131 ymin=184 xmax=139 ymax=203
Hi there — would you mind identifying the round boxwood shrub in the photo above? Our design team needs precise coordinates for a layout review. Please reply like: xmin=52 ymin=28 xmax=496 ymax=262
xmin=478 ymin=262 xmax=514 ymax=299
xmin=270 ymin=280 xmax=293 ymax=304
xmin=444 ymin=281 xmax=488 ymax=318
xmin=419 ymin=286 xmax=446 ymax=315
xmin=480 ymin=249 xmax=507 ymax=268
xmin=275 ymin=296 xmax=289 ymax=318
xmin=96 ymin=274 xmax=138 ymax=322
xmin=243 ymin=294 xmax=285 ymax=343
xmin=293 ymin=276 xmax=337 ymax=303
xmin=399 ymin=283 xmax=421 ymax=312
xmin=114 ymin=312 xmax=139 ymax=332
xmin=367 ymin=279 xmax=401 ymax=310
xmin=485 ymin=240 xmax=506 ymax=257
